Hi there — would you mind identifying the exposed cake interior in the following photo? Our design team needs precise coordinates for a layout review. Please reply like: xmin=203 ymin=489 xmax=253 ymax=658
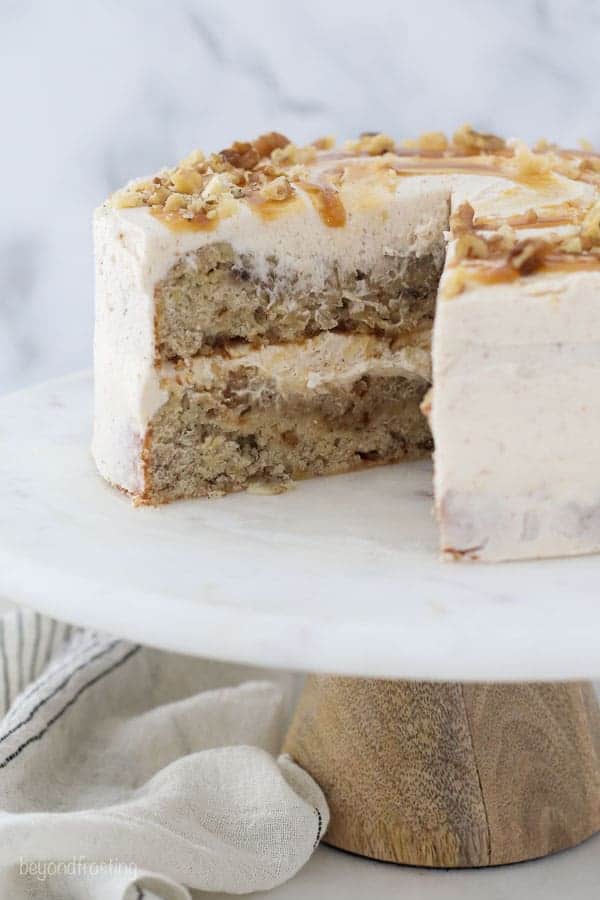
xmin=143 ymin=222 xmax=441 ymax=502
xmin=114 ymin=139 xmax=452 ymax=502
xmin=155 ymin=241 xmax=444 ymax=359
xmin=146 ymin=331 xmax=432 ymax=501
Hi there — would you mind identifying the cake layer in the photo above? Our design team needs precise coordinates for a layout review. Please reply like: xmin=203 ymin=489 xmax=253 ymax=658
xmin=155 ymin=241 xmax=443 ymax=360
xmin=93 ymin=166 xmax=450 ymax=497
xmin=141 ymin=331 xmax=432 ymax=503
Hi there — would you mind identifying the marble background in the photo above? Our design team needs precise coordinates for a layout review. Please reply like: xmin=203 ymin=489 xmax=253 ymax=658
xmin=1 ymin=0 xmax=599 ymax=394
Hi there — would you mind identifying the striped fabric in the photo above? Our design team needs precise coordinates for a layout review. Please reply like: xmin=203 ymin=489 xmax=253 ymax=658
xmin=0 ymin=608 xmax=328 ymax=899
xmin=0 ymin=610 xmax=75 ymax=717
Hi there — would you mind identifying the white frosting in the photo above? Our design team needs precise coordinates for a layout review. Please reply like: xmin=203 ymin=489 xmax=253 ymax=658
xmin=431 ymin=269 xmax=600 ymax=560
xmin=93 ymin=207 xmax=167 ymax=492
xmin=108 ymin=174 xmax=452 ymax=290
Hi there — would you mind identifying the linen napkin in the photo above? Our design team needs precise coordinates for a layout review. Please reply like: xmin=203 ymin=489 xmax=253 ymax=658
xmin=0 ymin=607 xmax=328 ymax=898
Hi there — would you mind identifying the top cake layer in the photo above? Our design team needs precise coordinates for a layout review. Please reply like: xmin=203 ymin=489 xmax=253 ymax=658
xmin=100 ymin=127 xmax=600 ymax=359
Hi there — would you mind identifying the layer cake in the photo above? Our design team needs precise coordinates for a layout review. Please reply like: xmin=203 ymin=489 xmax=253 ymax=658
xmin=93 ymin=128 xmax=600 ymax=561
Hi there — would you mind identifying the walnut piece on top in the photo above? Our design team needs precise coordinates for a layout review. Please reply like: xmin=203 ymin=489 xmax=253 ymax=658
xmin=452 ymin=124 xmax=506 ymax=155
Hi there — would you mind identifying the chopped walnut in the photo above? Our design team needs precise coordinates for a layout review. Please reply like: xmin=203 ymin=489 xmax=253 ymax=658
xmin=110 ymin=177 xmax=156 ymax=209
xmin=216 ymin=194 xmax=241 ymax=220
xmin=582 ymin=202 xmax=600 ymax=243
xmin=219 ymin=131 xmax=289 ymax=170
xmin=260 ymin=175 xmax=294 ymax=201
xmin=253 ymin=131 xmax=290 ymax=158
xmin=188 ymin=197 xmax=207 ymax=215
xmin=271 ymin=142 xmax=317 ymax=166
xmin=345 ymin=133 xmax=395 ymax=156
xmin=509 ymin=208 xmax=538 ymax=227
xmin=201 ymin=174 xmax=229 ymax=202
xmin=172 ymin=168 xmax=203 ymax=194
xmin=449 ymin=202 xmax=475 ymax=236
xmin=204 ymin=152 xmax=236 ymax=175
xmin=179 ymin=148 xmax=205 ymax=169
xmin=220 ymin=141 xmax=261 ymax=171
xmin=492 ymin=225 xmax=518 ymax=252
xmin=508 ymin=239 xmax=550 ymax=275
xmin=287 ymin=163 xmax=310 ymax=181
xmin=508 ymin=140 xmax=553 ymax=179
xmin=312 ymin=135 xmax=335 ymax=150
xmin=402 ymin=131 xmax=449 ymax=152
xmin=560 ymin=235 xmax=583 ymax=254
xmin=163 ymin=193 xmax=188 ymax=212
xmin=454 ymin=233 xmax=490 ymax=261
xmin=454 ymin=223 xmax=516 ymax=256
xmin=452 ymin=124 xmax=506 ymax=154
xmin=419 ymin=131 xmax=448 ymax=152
xmin=111 ymin=190 xmax=145 ymax=209
xmin=533 ymin=137 xmax=554 ymax=153
xmin=107 ymin=127 xmax=600 ymax=246
xmin=362 ymin=133 xmax=395 ymax=155
xmin=579 ymin=156 xmax=600 ymax=174
xmin=220 ymin=132 xmax=290 ymax=169
xmin=147 ymin=187 xmax=169 ymax=206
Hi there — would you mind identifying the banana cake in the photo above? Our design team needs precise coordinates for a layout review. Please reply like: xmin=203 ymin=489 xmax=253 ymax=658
xmin=93 ymin=127 xmax=600 ymax=561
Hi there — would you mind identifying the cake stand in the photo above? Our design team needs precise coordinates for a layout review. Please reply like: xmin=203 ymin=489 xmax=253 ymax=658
xmin=1 ymin=371 xmax=600 ymax=869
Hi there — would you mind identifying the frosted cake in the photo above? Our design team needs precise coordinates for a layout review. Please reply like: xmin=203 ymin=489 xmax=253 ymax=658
xmin=93 ymin=128 xmax=600 ymax=561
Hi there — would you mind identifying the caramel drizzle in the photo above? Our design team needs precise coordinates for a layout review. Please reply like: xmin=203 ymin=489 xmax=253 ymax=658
xmin=474 ymin=211 xmax=582 ymax=231
xmin=296 ymin=180 xmax=346 ymax=227
xmin=302 ymin=150 xmax=562 ymax=193
xmin=455 ymin=253 xmax=600 ymax=287
xmin=152 ymin=208 xmax=217 ymax=232
xmin=391 ymin=156 xmax=506 ymax=179
xmin=248 ymin=178 xmax=347 ymax=228
xmin=246 ymin=192 xmax=301 ymax=222
xmin=317 ymin=146 xmax=513 ymax=163
xmin=151 ymin=147 xmax=597 ymax=233
xmin=478 ymin=217 xmax=578 ymax=231
xmin=387 ymin=156 xmax=563 ymax=192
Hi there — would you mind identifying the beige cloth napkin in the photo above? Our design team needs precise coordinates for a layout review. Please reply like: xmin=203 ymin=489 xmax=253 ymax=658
xmin=0 ymin=608 xmax=328 ymax=898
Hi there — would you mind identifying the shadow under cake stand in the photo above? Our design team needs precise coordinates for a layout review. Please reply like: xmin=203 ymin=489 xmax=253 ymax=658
xmin=1 ymin=371 xmax=600 ymax=868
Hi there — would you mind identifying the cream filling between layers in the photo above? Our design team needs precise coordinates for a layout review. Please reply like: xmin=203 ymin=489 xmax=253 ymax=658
xmin=157 ymin=330 xmax=432 ymax=398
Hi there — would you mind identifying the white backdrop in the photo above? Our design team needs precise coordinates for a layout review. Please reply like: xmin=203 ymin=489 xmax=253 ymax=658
xmin=2 ymin=0 xmax=599 ymax=393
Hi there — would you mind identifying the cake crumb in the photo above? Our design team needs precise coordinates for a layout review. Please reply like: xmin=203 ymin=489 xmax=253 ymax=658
xmin=246 ymin=480 xmax=292 ymax=495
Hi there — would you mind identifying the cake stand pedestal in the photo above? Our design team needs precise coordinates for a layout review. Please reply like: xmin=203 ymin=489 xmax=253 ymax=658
xmin=2 ymin=372 xmax=600 ymax=871
xmin=285 ymin=677 xmax=600 ymax=867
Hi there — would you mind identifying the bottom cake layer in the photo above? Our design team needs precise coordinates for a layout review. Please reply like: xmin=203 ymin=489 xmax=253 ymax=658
xmin=139 ymin=332 xmax=432 ymax=503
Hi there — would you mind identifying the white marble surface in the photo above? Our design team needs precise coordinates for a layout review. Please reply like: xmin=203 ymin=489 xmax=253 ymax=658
xmin=209 ymin=836 xmax=600 ymax=900
xmin=2 ymin=0 xmax=599 ymax=394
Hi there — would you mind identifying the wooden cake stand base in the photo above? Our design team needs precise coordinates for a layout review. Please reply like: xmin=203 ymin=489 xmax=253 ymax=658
xmin=284 ymin=677 xmax=600 ymax=867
